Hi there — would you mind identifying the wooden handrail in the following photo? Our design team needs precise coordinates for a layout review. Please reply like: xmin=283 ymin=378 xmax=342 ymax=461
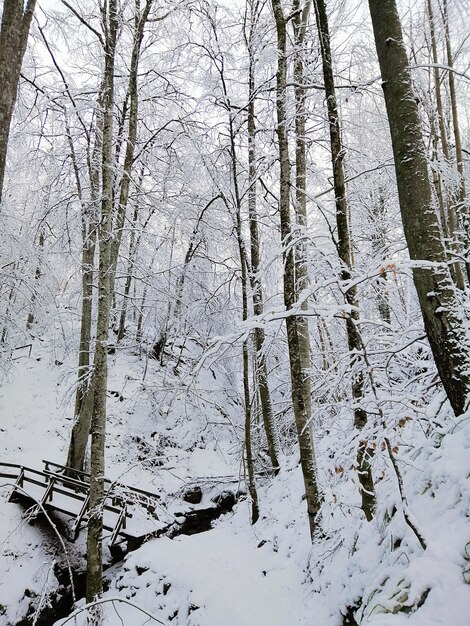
xmin=42 ymin=459 xmax=161 ymax=504
xmin=1 ymin=460 xmax=159 ymax=544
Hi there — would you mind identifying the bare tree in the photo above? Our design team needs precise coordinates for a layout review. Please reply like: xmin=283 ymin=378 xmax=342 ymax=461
xmin=368 ymin=0 xmax=470 ymax=416
xmin=85 ymin=0 xmax=118 ymax=618
xmin=426 ymin=0 xmax=465 ymax=290
xmin=0 ymin=0 xmax=37 ymax=203
xmin=313 ymin=0 xmax=375 ymax=521
xmin=441 ymin=0 xmax=470 ymax=281
xmin=292 ymin=0 xmax=313 ymax=432
xmin=65 ymin=0 xmax=154 ymax=472
xmin=66 ymin=94 xmax=103 ymax=472
xmin=245 ymin=0 xmax=281 ymax=473
xmin=272 ymin=0 xmax=320 ymax=540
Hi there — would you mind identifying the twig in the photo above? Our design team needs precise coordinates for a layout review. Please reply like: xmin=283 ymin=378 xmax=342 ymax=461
xmin=60 ymin=1 xmax=104 ymax=45
xmin=58 ymin=596 xmax=168 ymax=625
xmin=384 ymin=437 xmax=427 ymax=551
xmin=359 ymin=339 xmax=427 ymax=551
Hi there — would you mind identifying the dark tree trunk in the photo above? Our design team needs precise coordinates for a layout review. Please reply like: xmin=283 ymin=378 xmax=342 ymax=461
xmin=85 ymin=0 xmax=118 ymax=618
xmin=368 ymin=0 xmax=470 ymax=416
xmin=0 ymin=0 xmax=37 ymax=203
xmin=314 ymin=0 xmax=375 ymax=521
xmin=426 ymin=0 xmax=465 ymax=290
xmin=246 ymin=0 xmax=280 ymax=473
xmin=292 ymin=0 xmax=313 ymax=426
xmin=66 ymin=100 xmax=103 ymax=472
xmin=272 ymin=0 xmax=320 ymax=540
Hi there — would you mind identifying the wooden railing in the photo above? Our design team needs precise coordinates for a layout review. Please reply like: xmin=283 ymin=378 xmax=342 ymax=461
xmin=0 ymin=460 xmax=161 ymax=547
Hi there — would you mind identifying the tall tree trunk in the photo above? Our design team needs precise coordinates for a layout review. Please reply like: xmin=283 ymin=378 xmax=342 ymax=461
xmin=314 ymin=0 xmax=375 ymax=521
xmin=370 ymin=190 xmax=391 ymax=325
xmin=223 ymin=61 xmax=259 ymax=520
xmin=0 ymin=0 xmax=37 ymax=203
xmin=368 ymin=0 xmax=470 ymax=416
xmin=85 ymin=0 xmax=118 ymax=617
xmin=272 ymin=0 xmax=320 ymax=540
xmin=426 ymin=0 xmax=465 ymax=290
xmin=117 ymin=203 xmax=139 ymax=342
xmin=243 ymin=334 xmax=259 ymax=525
xmin=292 ymin=0 xmax=313 ymax=429
xmin=246 ymin=0 xmax=280 ymax=473
xmin=26 ymin=230 xmax=45 ymax=331
xmin=442 ymin=0 xmax=470 ymax=281
xmin=207 ymin=6 xmax=281 ymax=475
xmin=66 ymin=103 xmax=103 ymax=472
xmin=109 ymin=0 xmax=153 ymax=294
xmin=67 ymin=1 xmax=153 ymax=472
xmin=235 ymin=190 xmax=259 ymax=524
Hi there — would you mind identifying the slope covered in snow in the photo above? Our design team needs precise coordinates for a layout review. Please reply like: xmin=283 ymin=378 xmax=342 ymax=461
xmin=1 ymin=341 xmax=469 ymax=625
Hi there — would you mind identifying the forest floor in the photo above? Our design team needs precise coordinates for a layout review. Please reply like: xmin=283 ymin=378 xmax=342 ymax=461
xmin=0 ymin=338 xmax=469 ymax=625
xmin=0 ymin=340 xmax=327 ymax=625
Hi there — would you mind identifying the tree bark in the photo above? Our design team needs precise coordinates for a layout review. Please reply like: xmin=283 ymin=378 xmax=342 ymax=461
xmin=66 ymin=101 xmax=103 ymax=472
xmin=85 ymin=0 xmax=118 ymax=618
xmin=272 ymin=0 xmax=320 ymax=540
xmin=292 ymin=0 xmax=313 ymax=429
xmin=0 ymin=0 xmax=37 ymax=203
xmin=109 ymin=0 xmax=153 ymax=293
xmin=368 ymin=0 xmax=470 ymax=416
xmin=235 ymin=187 xmax=259 ymax=524
xmin=26 ymin=230 xmax=44 ymax=331
xmin=442 ymin=0 xmax=470 ymax=281
xmin=246 ymin=0 xmax=280 ymax=473
xmin=314 ymin=0 xmax=375 ymax=521
xmin=223 ymin=52 xmax=260 ymax=519
xmin=426 ymin=0 xmax=465 ymax=290
xmin=67 ymin=0 xmax=153 ymax=473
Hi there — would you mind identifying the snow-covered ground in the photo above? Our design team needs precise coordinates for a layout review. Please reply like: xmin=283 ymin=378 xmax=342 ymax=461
xmin=1 ymin=340 xmax=469 ymax=625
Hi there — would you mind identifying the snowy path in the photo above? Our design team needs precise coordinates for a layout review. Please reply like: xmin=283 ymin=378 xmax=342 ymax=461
xmin=0 ymin=353 xmax=68 ymax=468
xmin=94 ymin=523 xmax=328 ymax=626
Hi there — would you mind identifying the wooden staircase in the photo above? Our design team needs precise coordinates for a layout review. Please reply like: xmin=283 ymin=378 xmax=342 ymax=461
xmin=0 ymin=460 xmax=164 ymax=550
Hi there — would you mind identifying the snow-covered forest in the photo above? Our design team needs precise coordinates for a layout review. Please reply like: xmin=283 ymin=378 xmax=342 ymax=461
xmin=0 ymin=0 xmax=469 ymax=624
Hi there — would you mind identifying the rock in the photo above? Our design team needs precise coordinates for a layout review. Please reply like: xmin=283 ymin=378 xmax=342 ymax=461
xmin=211 ymin=490 xmax=236 ymax=512
xmin=182 ymin=485 xmax=203 ymax=504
